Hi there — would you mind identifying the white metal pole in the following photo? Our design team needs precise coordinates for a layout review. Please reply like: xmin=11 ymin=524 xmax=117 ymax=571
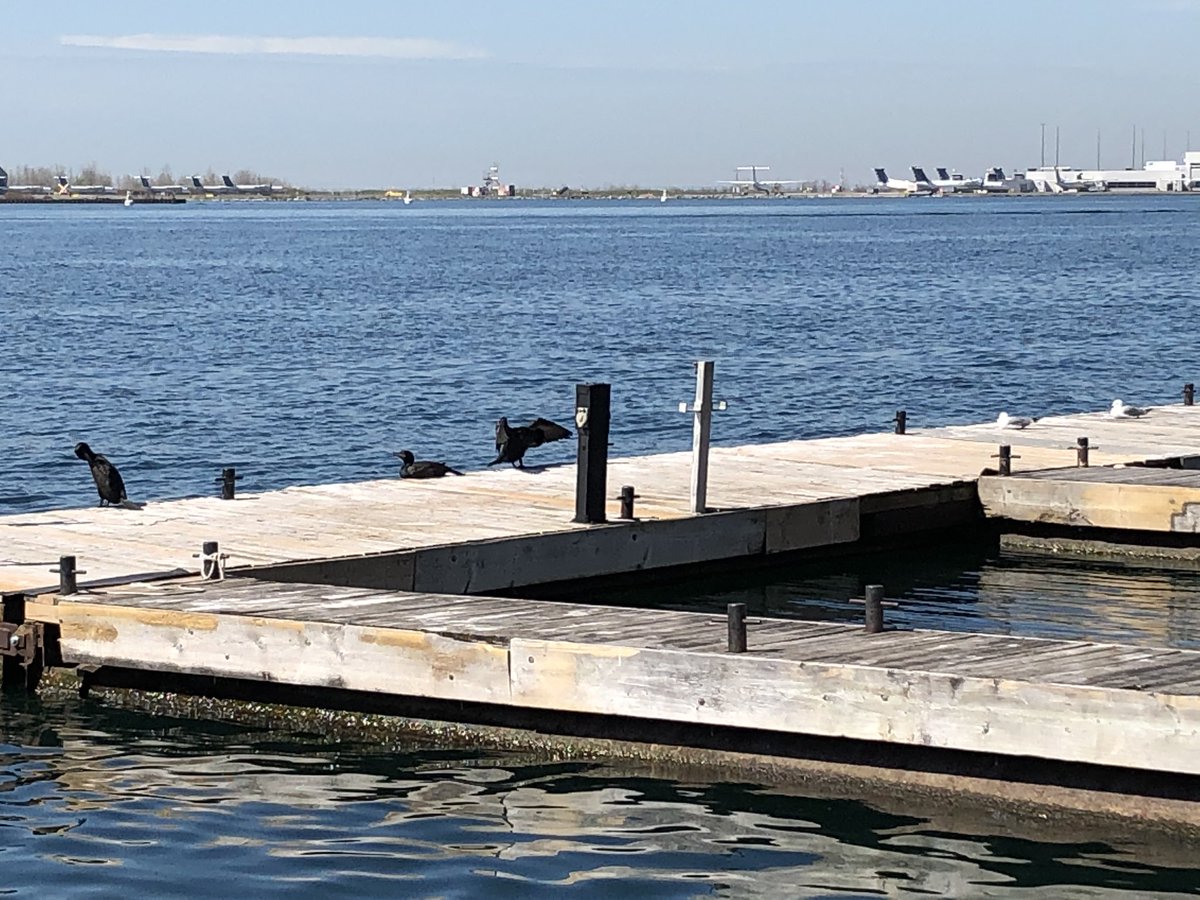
xmin=690 ymin=360 xmax=714 ymax=514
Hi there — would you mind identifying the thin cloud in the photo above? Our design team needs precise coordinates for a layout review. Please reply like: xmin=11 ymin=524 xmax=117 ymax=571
xmin=60 ymin=33 xmax=486 ymax=60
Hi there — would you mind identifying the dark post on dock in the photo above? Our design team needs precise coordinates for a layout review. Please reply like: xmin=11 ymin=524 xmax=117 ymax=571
xmin=727 ymin=602 xmax=747 ymax=652
xmin=864 ymin=584 xmax=885 ymax=634
xmin=217 ymin=467 xmax=242 ymax=500
xmin=574 ymin=383 xmax=611 ymax=524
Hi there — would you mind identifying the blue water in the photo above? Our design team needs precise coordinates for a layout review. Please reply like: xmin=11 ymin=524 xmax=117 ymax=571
xmin=5 ymin=197 xmax=1200 ymax=895
xmin=2 ymin=696 xmax=1199 ymax=898
xmin=2 ymin=196 xmax=1195 ymax=512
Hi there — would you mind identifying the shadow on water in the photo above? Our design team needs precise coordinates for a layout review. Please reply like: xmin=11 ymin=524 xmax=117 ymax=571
xmin=590 ymin=535 xmax=1200 ymax=651
xmin=1 ymin=696 xmax=1199 ymax=897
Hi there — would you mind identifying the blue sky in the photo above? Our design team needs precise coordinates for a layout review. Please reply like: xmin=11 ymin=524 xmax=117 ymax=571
xmin=5 ymin=0 xmax=1199 ymax=189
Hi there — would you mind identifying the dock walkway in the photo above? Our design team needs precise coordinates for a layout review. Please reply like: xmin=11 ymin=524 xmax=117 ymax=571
xmin=4 ymin=405 xmax=1199 ymax=595
xmin=25 ymin=578 xmax=1200 ymax=776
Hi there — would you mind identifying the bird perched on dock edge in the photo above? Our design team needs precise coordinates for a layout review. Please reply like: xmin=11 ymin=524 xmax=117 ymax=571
xmin=996 ymin=412 xmax=1037 ymax=429
xmin=74 ymin=442 xmax=127 ymax=507
xmin=394 ymin=449 xmax=463 ymax=479
xmin=489 ymin=416 xmax=573 ymax=468
xmin=1109 ymin=399 xmax=1150 ymax=419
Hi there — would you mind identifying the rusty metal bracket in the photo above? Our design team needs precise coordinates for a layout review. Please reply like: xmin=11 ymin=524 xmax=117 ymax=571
xmin=0 ymin=621 xmax=43 ymax=666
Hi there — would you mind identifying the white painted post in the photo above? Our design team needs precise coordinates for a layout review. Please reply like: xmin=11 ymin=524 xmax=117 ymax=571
xmin=678 ymin=360 xmax=725 ymax=514
xmin=690 ymin=361 xmax=714 ymax=513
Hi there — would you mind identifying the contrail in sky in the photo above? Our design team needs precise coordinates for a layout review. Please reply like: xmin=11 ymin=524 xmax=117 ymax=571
xmin=60 ymin=34 xmax=486 ymax=60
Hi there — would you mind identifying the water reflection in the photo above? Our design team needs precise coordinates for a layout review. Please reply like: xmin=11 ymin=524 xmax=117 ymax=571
xmin=597 ymin=538 xmax=1200 ymax=651
xmin=1 ymin=700 xmax=1197 ymax=897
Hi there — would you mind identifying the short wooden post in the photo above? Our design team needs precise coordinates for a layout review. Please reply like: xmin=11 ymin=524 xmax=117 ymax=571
xmin=894 ymin=409 xmax=907 ymax=435
xmin=1076 ymin=437 xmax=1090 ymax=467
xmin=55 ymin=555 xmax=79 ymax=594
xmin=617 ymin=485 xmax=637 ymax=520
xmin=1185 ymin=383 xmax=1195 ymax=406
xmin=573 ymin=383 xmax=610 ymax=524
xmin=727 ymin=602 xmax=747 ymax=653
xmin=864 ymin=584 xmax=885 ymax=634
xmin=2 ymin=592 xmax=27 ymax=691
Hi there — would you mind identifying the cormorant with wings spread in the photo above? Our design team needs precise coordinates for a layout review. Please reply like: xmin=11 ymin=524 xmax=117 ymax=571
xmin=489 ymin=417 xmax=573 ymax=468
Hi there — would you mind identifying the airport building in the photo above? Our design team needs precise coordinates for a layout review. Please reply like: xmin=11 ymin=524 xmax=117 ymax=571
xmin=1023 ymin=152 xmax=1200 ymax=192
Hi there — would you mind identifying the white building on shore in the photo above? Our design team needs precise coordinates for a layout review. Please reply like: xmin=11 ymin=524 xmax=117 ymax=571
xmin=1024 ymin=152 xmax=1200 ymax=192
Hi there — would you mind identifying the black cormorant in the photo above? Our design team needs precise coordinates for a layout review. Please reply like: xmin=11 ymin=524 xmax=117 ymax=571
xmin=488 ymin=417 xmax=572 ymax=468
xmin=74 ymin=442 xmax=127 ymax=506
xmin=395 ymin=449 xmax=463 ymax=479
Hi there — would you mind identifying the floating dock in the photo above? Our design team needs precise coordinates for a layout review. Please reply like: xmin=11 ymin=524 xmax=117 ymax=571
xmin=19 ymin=578 xmax=1200 ymax=780
xmin=4 ymin=403 xmax=1200 ymax=816
xmin=3 ymin=404 xmax=1199 ymax=595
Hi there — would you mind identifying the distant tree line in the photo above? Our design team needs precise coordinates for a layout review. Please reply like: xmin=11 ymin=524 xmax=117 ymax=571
xmin=4 ymin=164 xmax=291 ymax=189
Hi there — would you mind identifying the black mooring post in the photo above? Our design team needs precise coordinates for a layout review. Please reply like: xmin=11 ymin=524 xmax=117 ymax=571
xmin=727 ymin=603 xmax=747 ymax=653
xmin=864 ymin=584 xmax=885 ymax=634
xmin=894 ymin=410 xmax=907 ymax=435
xmin=573 ymin=383 xmax=611 ymax=524
xmin=57 ymin=555 xmax=78 ymax=595
xmin=201 ymin=540 xmax=221 ymax=580
xmin=1077 ymin=437 xmax=1090 ymax=467
xmin=2 ymin=592 xmax=27 ymax=691
xmin=1185 ymin=383 xmax=1195 ymax=407
xmin=618 ymin=485 xmax=637 ymax=520
xmin=219 ymin=467 xmax=240 ymax=500
xmin=998 ymin=445 xmax=1012 ymax=476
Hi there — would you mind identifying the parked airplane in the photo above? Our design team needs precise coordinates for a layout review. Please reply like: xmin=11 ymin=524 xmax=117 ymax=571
xmin=981 ymin=167 xmax=1036 ymax=194
xmin=56 ymin=175 xmax=115 ymax=196
xmin=189 ymin=175 xmax=229 ymax=194
xmin=717 ymin=165 xmax=803 ymax=194
xmin=221 ymin=174 xmax=284 ymax=195
xmin=138 ymin=175 xmax=187 ymax=194
xmin=1054 ymin=167 xmax=1107 ymax=193
xmin=873 ymin=167 xmax=938 ymax=196
xmin=933 ymin=167 xmax=983 ymax=192
xmin=0 ymin=166 xmax=50 ymax=194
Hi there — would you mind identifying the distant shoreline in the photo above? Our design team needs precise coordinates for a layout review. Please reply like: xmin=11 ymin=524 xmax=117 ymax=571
xmin=3 ymin=188 xmax=1193 ymax=205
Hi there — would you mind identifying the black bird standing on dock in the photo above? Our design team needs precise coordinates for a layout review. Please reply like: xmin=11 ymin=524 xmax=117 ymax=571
xmin=395 ymin=449 xmax=463 ymax=479
xmin=74 ymin=442 xmax=127 ymax=506
xmin=489 ymin=417 xmax=573 ymax=468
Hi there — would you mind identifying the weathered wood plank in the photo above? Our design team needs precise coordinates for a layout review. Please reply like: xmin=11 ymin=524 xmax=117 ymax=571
xmin=28 ymin=599 xmax=511 ymax=704
xmin=508 ymin=637 xmax=1200 ymax=775
xmin=979 ymin=475 xmax=1200 ymax=531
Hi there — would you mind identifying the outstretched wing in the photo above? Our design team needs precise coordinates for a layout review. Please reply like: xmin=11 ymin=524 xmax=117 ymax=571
xmin=527 ymin=418 xmax=572 ymax=446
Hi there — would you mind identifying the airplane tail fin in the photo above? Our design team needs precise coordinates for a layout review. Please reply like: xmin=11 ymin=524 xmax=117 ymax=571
xmin=139 ymin=175 xmax=152 ymax=189
xmin=874 ymin=168 xmax=888 ymax=183
xmin=911 ymin=166 xmax=931 ymax=183
xmin=56 ymin=175 xmax=69 ymax=194
xmin=222 ymin=175 xmax=236 ymax=188
xmin=936 ymin=167 xmax=950 ymax=180
xmin=0 ymin=166 xmax=7 ymax=190
xmin=191 ymin=175 xmax=204 ymax=189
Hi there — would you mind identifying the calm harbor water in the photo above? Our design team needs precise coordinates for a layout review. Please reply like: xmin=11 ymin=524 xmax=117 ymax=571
xmin=3 ymin=695 xmax=1199 ymax=898
xmin=4 ymin=196 xmax=1200 ymax=895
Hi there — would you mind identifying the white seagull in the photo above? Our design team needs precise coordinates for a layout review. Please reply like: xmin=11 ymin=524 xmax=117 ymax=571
xmin=997 ymin=412 xmax=1035 ymax=429
xmin=1110 ymin=399 xmax=1150 ymax=418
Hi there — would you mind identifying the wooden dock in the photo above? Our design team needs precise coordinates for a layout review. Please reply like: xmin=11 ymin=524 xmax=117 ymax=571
xmin=981 ymin=465 xmax=1200 ymax=532
xmin=3 ymin=404 xmax=1199 ymax=595
xmin=19 ymin=577 xmax=1200 ymax=778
